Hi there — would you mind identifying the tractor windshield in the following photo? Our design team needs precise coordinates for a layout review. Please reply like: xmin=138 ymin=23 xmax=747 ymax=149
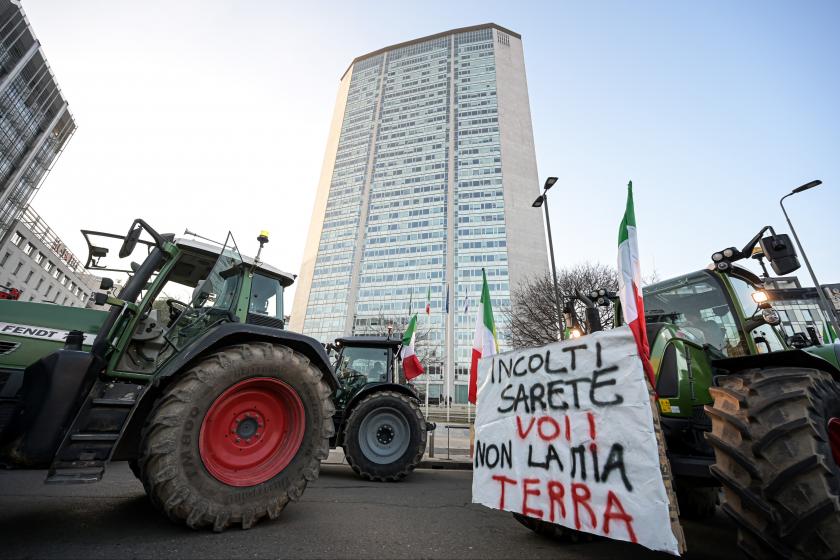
xmin=336 ymin=346 xmax=390 ymax=384
xmin=643 ymin=271 xmax=749 ymax=357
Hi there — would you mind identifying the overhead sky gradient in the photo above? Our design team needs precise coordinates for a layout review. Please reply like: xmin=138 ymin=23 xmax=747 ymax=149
xmin=21 ymin=0 xmax=840 ymax=305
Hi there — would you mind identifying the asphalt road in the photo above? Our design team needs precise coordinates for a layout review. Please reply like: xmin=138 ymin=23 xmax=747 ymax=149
xmin=0 ymin=462 xmax=743 ymax=559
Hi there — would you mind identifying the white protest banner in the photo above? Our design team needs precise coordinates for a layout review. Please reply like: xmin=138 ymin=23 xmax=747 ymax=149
xmin=471 ymin=326 xmax=680 ymax=555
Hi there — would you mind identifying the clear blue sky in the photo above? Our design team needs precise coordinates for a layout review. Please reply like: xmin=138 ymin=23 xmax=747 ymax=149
xmin=24 ymin=0 xmax=840 ymax=296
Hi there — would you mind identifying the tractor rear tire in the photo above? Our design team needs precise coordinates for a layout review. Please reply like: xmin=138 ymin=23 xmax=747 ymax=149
xmin=706 ymin=367 xmax=840 ymax=559
xmin=343 ymin=391 xmax=426 ymax=482
xmin=137 ymin=343 xmax=334 ymax=531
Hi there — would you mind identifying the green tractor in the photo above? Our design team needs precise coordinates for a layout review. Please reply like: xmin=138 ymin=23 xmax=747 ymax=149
xmin=0 ymin=219 xmax=338 ymax=531
xmin=326 ymin=335 xmax=432 ymax=481
xmin=517 ymin=225 xmax=840 ymax=559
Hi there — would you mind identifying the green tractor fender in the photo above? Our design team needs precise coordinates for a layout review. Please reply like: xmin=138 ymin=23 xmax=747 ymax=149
xmin=712 ymin=346 xmax=840 ymax=380
xmin=112 ymin=323 xmax=338 ymax=461
xmin=333 ymin=382 xmax=420 ymax=447
xmin=151 ymin=323 xmax=339 ymax=391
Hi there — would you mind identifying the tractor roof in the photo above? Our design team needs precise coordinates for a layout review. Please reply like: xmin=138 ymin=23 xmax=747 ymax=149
xmin=174 ymin=238 xmax=296 ymax=287
xmin=335 ymin=335 xmax=403 ymax=349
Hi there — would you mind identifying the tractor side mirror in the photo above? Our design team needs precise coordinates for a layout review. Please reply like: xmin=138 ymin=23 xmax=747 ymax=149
xmin=759 ymin=234 xmax=800 ymax=276
xmin=119 ymin=224 xmax=143 ymax=259
xmin=100 ymin=277 xmax=114 ymax=290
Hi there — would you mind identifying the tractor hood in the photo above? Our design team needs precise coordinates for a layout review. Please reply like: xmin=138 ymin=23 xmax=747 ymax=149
xmin=0 ymin=300 xmax=106 ymax=369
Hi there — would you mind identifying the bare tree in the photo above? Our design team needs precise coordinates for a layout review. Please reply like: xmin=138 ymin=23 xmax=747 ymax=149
xmin=642 ymin=268 xmax=661 ymax=287
xmin=506 ymin=262 xmax=619 ymax=349
xmin=353 ymin=312 xmax=436 ymax=366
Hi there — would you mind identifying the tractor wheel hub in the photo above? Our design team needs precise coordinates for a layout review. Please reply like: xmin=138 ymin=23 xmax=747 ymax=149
xmin=199 ymin=377 xmax=305 ymax=487
xmin=376 ymin=424 xmax=395 ymax=445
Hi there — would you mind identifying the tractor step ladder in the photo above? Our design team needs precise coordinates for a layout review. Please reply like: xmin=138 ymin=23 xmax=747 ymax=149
xmin=46 ymin=379 xmax=146 ymax=484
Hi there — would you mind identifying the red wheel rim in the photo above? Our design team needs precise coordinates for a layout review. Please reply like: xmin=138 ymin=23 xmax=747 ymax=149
xmin=829 ymin=418 xmax=840 ymax=468
xmin=199 ymin=377 xmax=305 ymax=487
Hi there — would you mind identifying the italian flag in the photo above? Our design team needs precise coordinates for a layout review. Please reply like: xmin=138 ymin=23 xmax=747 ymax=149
xmin=425 ymin=284 xmax=431 ymax=315
xmin=468 ymin=269 xmax=499 ymax=404
xmin=617 ymin=182 xmax=655 ymax=387
xmin=401 ymin=314 xmax=425 ymax=381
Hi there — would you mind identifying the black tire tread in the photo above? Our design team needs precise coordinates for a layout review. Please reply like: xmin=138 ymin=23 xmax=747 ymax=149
xmin=706 ymin=367 xmax=840 ymax=559
xmin=343 ymin=390 xmax=426 ymax=482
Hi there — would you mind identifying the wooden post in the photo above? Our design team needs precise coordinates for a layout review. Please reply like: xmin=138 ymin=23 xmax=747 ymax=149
xmin=647 ymin=379 xmax=687 ymax=554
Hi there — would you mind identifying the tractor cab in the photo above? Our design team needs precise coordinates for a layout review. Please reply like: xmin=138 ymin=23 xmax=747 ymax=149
xmin=643 ymin=266 xmax=787 ymax=361
xmin=170 ymin=237 xmax=294 ymax=330
xmin=79 ymin=227 xmax=296 ymax=376
xmin=328 ymin=335 xmax=404 ymax=410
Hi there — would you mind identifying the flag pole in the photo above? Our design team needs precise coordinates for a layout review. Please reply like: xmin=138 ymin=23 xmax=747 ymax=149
xmin=445 ymin=280 xmax=450 ymax=424
xmin=417 ymin=286 xmax=428 ymax=417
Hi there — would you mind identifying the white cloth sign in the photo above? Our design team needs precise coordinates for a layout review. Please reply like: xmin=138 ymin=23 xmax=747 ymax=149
xmin=471 ymin=326 xmax=680 ymax=555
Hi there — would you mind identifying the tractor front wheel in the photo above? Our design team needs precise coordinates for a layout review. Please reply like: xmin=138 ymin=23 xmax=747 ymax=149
xmin=137 ymin=343 xmax=334 ymax=531
xmin=706 ymin=367 xmax=840 ymax=559
xmin=343 ymin=391 xmax=426 ymax=481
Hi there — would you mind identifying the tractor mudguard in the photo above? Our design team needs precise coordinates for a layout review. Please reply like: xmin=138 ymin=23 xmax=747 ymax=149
xmin=3 ymin=350 xmax=102 ymax=466
xmin=154 ymin=323 xmax=338 ymax=391
xmin=334 ymin=382 xmax=420 ymax=447
xmin=112 ymin=324 xmax=337 ymax=462
xmin=713 ymin=348 xmax=840 ymax=380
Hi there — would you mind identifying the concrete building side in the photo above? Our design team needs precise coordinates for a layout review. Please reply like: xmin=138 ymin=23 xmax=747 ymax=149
xmin=289 ymin=67 xmax=354 ymax=332
xmin=493 ymin=30 xmax=549 ymax=293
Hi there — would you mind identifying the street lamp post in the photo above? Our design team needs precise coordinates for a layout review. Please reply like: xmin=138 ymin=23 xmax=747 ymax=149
xmin=533 ymin=177 xmax=565 ymax=340
xmin=779 ymin=180 xmax=840 ymax=336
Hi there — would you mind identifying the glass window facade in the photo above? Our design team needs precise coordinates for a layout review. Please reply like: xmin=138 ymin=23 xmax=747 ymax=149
xmin=0 ymin=2 xmax=76 ymax=244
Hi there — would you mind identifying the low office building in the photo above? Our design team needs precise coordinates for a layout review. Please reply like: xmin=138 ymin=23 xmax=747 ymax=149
xmin=0 ymin=206 xmax=99 ymax=307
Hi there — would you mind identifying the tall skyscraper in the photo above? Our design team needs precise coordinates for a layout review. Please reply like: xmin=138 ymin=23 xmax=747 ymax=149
xmin=292 ymin=24 xmax=547 ymax=403
xmin=0 ymin=0 xmax=76 ymax=244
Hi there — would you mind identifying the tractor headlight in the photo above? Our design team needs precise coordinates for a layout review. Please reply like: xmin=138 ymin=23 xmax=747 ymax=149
xmin=712 ymin=252 xmax=723 ymax=262
xmin=569 ymin=328 xmax=583 ymax=338
xmin=723 ymin=248 xmax=734 ymax=258
xmin=751 ymin=290 xmax=769 ymax=304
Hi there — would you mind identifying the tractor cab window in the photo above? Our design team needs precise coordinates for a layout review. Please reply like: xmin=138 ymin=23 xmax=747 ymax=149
xmin=644 ymin=271 xmax=749 ymax=357
xmin=249 ymin=274 xmax=283 ymax=320
xmin=336 ymin=346 xmax=390 ymax=384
